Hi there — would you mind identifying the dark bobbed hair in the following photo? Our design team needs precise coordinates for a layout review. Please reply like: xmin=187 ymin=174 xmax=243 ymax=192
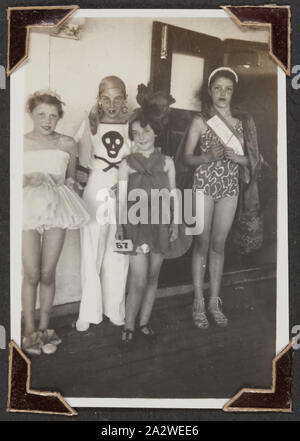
xmin=26 ymin=92 xmax=65 ymax=119
xmin=128 ymin=107 xmax=161 ymax=141
xmin=198 ymin=68 xmax=241 ymax=112
xmin=208 ymin=69 xmax=238 ymax=90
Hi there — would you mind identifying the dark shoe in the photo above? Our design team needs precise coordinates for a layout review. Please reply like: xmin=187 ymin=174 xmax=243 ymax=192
xmin=139 ymin=324 xmax=156 ymax=339
xmin=121 ymin=328 xmax=134 ymax=344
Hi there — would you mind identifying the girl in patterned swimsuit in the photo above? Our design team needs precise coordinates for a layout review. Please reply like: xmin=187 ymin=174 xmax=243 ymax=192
xmin=184 ymin=68 xmax=250 ymax=329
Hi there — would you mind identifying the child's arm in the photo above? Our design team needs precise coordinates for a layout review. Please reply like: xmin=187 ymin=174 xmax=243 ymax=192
xmin=224 ymin=147 xmax=250 ymax=166
xmin=76 ymin=163 xmax=90 ymax=189
xmin=184 ymin=116 xmax=224 ymax=165
xmin=166 ymin=155 xmax=176 ymax=190
xmin=62 ymin=136 xmax=77 ymax=188
xmin=116 ymin=159 xmax=129 ymax=240
xmin=165 ymin=156 xmax=178 ymax=242
xmin=74 ymin=118 xmax=92 ymax=188
xmin=75 ymin=118 xmax=93 ymax=168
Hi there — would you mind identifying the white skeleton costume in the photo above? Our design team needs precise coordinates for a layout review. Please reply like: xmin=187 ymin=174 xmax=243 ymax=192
xmin=75 ymin=117 xmax=131 ymax=329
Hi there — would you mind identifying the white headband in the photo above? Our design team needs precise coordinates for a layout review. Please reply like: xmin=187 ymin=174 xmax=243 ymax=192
xmin=208 ymin=67 xmax=239 ymax=87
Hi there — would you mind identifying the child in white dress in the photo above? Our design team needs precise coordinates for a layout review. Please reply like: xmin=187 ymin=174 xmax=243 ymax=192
xmin=22 ymin=91 xmax=90 ymax=355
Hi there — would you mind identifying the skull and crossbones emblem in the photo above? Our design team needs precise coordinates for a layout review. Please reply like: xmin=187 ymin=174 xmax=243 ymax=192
xmin=102 ymin=131 xmax=124 ymax=159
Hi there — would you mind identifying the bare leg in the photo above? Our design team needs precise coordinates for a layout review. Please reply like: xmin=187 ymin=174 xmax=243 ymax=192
xmin=39 ymin=228 xmax=66 ymax=331
xmin=208 ymin=196 xmax=238 ymax=326
xmin=125 ymin=253 xmax=148 ymax=332
xmin=209 ymin=196 xmax=238 ymax=300
xmin=139 ymin=252 xmax=164 ymax=331
xmin=22 ymin=230 xmax=42 ymax=336
xmin=192 ymin=195 xmax=215 ymax=303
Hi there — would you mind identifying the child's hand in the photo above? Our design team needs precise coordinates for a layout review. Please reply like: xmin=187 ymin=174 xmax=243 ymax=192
xmin=74 ymin=181 xmax=84 ymax=196
xmin=65 ymin=177 xmax=75 ymax=190
xmin=110 ymin=183 xmax=118 ymax=194
xmin=76 ymin=170 xmax=89 ymax=185
xmin=224 ymin=147 xmax=238 ymax=163
xmin=203 ymin=146 xmax=224 ymax=163
xmin=115 ymin=226 xmax=125 ymax=241
xmin=27 ymin=172 xmax=45 ymax=187
xmin=169 ymin=224 xmax=178 ymax=242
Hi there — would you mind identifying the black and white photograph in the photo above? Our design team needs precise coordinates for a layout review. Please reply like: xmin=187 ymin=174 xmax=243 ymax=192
xmin=10 ymin=9 xmax=289 ymax=408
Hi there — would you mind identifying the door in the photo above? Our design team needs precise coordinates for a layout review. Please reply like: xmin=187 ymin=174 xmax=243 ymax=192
xmin=150 ymin=21 xmax=223 ymax=142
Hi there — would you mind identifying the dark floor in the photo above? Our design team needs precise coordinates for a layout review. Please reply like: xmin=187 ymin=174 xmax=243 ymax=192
xmin=30 ymin=278 xmax=276 ymax=399
xmin=159 ymin=241 xmax=276 ymax=288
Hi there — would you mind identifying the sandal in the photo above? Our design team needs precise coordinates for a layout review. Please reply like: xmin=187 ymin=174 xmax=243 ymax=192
xmin=22 ymin=331 xmax=42 ymax=356
xmin=208 ymin=297 xmax=228 ymax=328
xmin=192 ymin=298 xmax=209 ymax=329
xmin=38 ymin=330 xmax=58 ymax=354
xmin=139 ymin=324 xmax=155 ymax=339
xmin=39 ymin=329 xmax=62 ymax=346
xmin=121 ymin=328 xmax=134 ymax=344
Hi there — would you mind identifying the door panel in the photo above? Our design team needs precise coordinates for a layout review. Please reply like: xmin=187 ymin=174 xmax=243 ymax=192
xmin=223 ymin=39 xmax=278 ymax=249
xmin=150 ymin=21 xmax=223 ymax=94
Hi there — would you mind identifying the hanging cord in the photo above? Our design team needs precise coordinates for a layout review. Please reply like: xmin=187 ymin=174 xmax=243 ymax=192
xmin=48 ymin=34 xmax=52 ymax=89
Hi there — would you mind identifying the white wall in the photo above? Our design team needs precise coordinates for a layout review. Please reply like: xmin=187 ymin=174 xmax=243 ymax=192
xmin=25 ymin=17 xmax=268 ymax=134
xmin=24 ymin=17 xmax=269 ymax=306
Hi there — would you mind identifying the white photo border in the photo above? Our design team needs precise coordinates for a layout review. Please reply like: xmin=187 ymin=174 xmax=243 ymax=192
xmin=10 ymin=8 xmax=289 ymax=410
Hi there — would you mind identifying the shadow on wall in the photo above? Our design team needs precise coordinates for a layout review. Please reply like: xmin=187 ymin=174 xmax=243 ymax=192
xmin=55 ymin=230 xmax=81 ymax=306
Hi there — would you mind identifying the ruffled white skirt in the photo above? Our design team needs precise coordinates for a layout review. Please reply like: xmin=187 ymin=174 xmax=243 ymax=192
xmin=23 ymin=177 xmax=90 ymax=234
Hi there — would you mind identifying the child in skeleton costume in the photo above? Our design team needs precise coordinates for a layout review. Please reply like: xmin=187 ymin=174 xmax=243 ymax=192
xmin=75 ymin=76 xmax=131 ymax=331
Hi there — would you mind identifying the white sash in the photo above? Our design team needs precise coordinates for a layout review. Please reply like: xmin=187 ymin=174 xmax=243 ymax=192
xmin=206 ymin=115 xmax=244 ymax=156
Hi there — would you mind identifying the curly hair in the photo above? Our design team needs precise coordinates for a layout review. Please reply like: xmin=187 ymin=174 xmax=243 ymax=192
xmin=26 ymin=91 xmax=65 ymax=118
xmin=136 ymin=83 xmax=175 ymax=108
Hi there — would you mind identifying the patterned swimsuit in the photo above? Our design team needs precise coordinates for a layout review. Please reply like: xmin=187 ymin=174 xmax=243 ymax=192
xmin=193 ymin=120 xmax=243 ymax=201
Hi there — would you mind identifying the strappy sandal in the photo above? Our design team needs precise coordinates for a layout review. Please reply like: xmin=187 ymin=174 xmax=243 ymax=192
xmin=192 ymin=298 xmax=209 ymax=329
xmin=121 ymin=328 xmax=134 ymax=344
xmin=139 ymin=324 xmax=155 ymax=339
xmin=208 ymin=297 xmax=229 ymax=328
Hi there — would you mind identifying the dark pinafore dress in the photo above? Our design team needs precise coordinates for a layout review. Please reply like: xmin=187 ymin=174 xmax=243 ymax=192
xmin=124 ymin=149 xmax=171 ymax=255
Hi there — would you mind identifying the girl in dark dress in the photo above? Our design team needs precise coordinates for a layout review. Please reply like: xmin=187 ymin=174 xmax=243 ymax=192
xmin=116 ymin=109 xmax=178 ymax=343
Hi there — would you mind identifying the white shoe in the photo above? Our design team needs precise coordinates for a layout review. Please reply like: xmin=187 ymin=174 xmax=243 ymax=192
xmin=42 ymin=343 xmax=57 ymax=355
xmin=109 ymin=318 xmax=125 ymax=327
xmin=76 ymin=320 xmax=90 ymax=332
